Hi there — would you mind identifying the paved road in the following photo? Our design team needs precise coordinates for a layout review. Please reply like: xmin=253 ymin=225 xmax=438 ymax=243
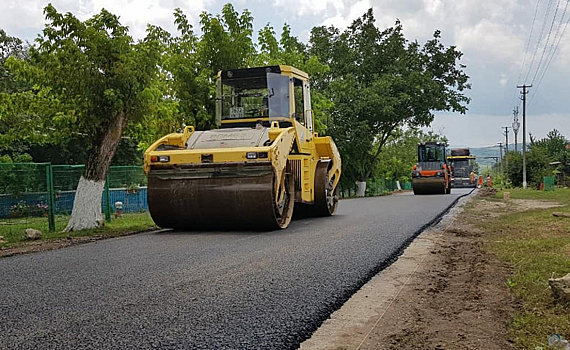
xmin=0 ymin=189 xmax=472 ymax=349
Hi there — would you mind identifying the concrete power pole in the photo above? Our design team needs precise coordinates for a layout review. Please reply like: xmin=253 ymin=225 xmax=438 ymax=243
xmin=497 ymin=142 xmax=504 ymax=175
xmin=502 ymin=126 xmax=510 ymax=177
xmin=512 ymin=107 xmax=520 ymax=152
xmin=502 ymin=126 xmax=510 ymax=153
xmin=517 ymin=84 xmax=531 ymax=189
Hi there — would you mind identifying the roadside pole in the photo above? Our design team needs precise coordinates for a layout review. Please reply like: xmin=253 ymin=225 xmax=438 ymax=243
xmin=517 ymin=84 xmax=531 ymax=189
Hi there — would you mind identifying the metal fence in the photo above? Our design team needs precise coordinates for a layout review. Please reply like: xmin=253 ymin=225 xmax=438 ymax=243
xmin=1 ymin=162 xmax=411 ymax=232
xmin=340 ymin=179 xmax=411 ymax=198
xmin=0 ymin=163 xmax=147 ymax=232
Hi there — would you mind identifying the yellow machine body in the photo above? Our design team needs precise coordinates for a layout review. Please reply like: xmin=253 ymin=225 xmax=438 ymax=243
xmin=143 ymin=65 xmax=341 ymax=229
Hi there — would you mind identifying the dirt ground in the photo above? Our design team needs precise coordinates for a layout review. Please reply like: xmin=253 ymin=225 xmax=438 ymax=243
xmin=355 ymin=189 xmax=564 ymax=350
xmin=362 ymin=217 xmax=517 ymax=349
xmin=300 ymin=189 xmax=568 ymax=350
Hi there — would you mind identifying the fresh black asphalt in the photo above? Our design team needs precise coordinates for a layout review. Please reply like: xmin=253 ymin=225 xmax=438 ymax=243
xmin=0 ymin=189 xmax=473 ymax=349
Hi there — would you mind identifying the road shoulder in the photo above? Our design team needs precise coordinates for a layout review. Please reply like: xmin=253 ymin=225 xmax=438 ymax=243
xmin=301 ymin=190 xmax=516 ymax=349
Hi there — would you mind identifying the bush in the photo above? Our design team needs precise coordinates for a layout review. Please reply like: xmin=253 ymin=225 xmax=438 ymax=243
xmin=505 ymin=149 xmax=551 ymax=187
xmin=9 ymin=201 xmax=48 ymax=218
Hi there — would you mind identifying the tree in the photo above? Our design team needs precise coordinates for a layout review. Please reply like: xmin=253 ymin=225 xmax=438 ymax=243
xmin=530 ymin=129 xmax=568 ymax=161
xmin=0 ymin=29 xmax=29 ymax=94
xmin=0 ymin=29 xmax=33 ymax=156
xmin=375 ymin=129 xmax=448 ymax=183
xmin=5 ymin=5 xmax=166 ymax=230
xmin=309 ymin=10 xmax=470 ymax=195
xmin=505 ymin=148 xmax=550 ymax=187
xmin=253 ymin=22 xmax=330 ymax=133
xmin=504 ymin=129 xmax=570 ymax=187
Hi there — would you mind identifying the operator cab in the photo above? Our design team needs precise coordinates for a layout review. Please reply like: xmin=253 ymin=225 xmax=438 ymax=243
xmin=216 ymin=66 xmax=313 ymax=132
xmin=418 ymin=142 xmax=447 ymax=164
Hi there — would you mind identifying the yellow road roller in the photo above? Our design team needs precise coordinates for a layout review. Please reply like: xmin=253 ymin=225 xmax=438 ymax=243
xmin=143 ymin=66 xmax=342 ymax=230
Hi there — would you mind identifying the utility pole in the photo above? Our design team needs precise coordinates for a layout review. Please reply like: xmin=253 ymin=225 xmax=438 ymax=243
xmin=497 ymin=142 xmax=504 ymax=175
xmin=512 ymin=106 xmax=520 ymax=152
xmin=517 ymin=84 xmax=531 ymax=189
xmin=502 ymin=126 xmax=510 ymax=153
xmin=502 ymin=126 xmax=510 ymax=177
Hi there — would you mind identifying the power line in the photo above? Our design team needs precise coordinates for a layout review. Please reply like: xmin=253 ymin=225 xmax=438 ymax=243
xmin=525 ymin=0 xmax=555 ymax=83
xmin=517 ymin=0 xmax=542 ymax=85
xmin=530 ymin=0 xmax=570 ymax=103
xmin=512 ymin=0 xmax=543 ymax=111
xmin=530 ymin=0 xmax=562 ymax=84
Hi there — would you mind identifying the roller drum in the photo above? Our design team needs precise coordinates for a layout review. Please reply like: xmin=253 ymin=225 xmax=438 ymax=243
xmin=412 ymin=177 xmax=446 ymax=195
xmin=147 ymin=162 xmax=293 ymax=230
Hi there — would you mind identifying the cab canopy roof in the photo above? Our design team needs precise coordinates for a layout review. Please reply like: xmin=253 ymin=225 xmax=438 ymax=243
xmin=418 ymin=142 xmax=447 ymax=147
xmin=219 ymin=65 xmax=309 ymax=86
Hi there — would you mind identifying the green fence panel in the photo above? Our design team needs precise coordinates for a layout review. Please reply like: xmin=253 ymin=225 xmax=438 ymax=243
xmin=108 ymin=166 xmax=147 ymax=189
xmin=543 ymin=176 xmax=555 ymax=191
xmin=1 ymin=163 xmax=150 ymax=238
xmin=0 ymin=162 xmax=52 ymax=235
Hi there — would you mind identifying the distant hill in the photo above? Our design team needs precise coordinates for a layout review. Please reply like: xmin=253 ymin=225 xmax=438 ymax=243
xmin=449 ymin=144 xmax=519 ymax=168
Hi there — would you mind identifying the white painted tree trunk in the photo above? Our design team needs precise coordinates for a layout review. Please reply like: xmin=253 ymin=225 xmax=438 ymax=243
xmin=64 ymin=176 xmax=105 ymax=232
xmin=356 ymin=181 xmax=367 ymax=197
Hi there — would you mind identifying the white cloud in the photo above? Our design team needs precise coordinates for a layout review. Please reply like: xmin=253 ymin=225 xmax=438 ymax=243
xmin=499 ymin=73 xmax=508 ymax=87
xmin=272 ymin=0 xmax=345 ymax=17
xmin=322 ymin=0 xmax=371 ymax=29
xmin=0 ymin=0 xmax=211 ymax=41
xmin=455 ymin=19 xmax=522 ymax=64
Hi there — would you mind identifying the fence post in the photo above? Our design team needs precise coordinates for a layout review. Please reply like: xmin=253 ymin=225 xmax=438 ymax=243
xmin=46 ymin=164 xmax=56 ymax=232
xmin=104 ymin=175 xmax=111 ymax=223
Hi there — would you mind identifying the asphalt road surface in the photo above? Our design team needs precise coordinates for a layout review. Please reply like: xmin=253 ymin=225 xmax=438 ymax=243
xmin=0 ymin=188 xmax=473 ymax=350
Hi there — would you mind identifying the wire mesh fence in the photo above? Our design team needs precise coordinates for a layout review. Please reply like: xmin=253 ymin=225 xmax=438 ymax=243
xmin=1 ymin=162 xmax=409 ymax=234
xmin=0 ymin=163 xmax=149 ymax=233
xmin=340 ymin=179 xmax=412 ymax=198
xmin=0 ymin=163 xmax=53 ymax=235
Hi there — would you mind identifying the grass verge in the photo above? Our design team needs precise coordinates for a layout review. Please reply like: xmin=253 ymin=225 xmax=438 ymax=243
xmin=469 ymin=188 xmax=570 ymax=349
xmin=0 ymin=212 xmax=156 ymax=247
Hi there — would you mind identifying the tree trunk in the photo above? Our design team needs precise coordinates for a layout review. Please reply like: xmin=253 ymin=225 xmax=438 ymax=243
xmin=64 ymin=114 xmax=128 ymax=232
xmin=356 ymin=181 xmax=367 ymax=197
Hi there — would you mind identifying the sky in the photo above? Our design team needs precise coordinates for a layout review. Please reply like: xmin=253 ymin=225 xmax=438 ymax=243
xmin=2 ymin=0 xmax=570 ymax=147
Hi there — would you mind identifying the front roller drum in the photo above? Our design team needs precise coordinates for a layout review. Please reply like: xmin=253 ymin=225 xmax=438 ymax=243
xmin=147 ymin=164 xmax=294 ymax=230
xmin=412 ymin=177 xmax=446 ymax=195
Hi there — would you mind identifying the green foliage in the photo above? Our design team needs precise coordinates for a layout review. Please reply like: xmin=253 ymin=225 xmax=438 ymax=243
xmin=0 ymin=29 xmax=29 ymax=94
xmin=3 ymin=5 xmax=166 ymax=182
xmin=505 ymin=129 xmax=569 ymax=187
xmin=309 ymin=10 xmax=470 ymax=184
xmin=199 ymin=4 xmax=255 ymax=74
xmin=375 ymin=129 xmax=448 ymax=182
xmin=0 ymin=161 xmax=47 ymax=195
xmin=2 ymin=4 xmax=472 ymax=192
xmin=530 ymin=129 xmax=568 ymax=159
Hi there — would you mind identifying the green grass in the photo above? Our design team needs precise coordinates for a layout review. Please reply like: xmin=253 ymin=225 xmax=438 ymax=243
xmin=472 ymin=188 xmax=570 ymax=349
xmin=495 ymin=187 xmax=570 ymax=205
xmin=0 ymin=212 xmax=156 ymax=247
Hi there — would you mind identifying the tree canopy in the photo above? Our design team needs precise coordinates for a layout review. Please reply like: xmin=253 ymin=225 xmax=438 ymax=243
xmin=309 ymin=10 xmax=470 ymax=185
